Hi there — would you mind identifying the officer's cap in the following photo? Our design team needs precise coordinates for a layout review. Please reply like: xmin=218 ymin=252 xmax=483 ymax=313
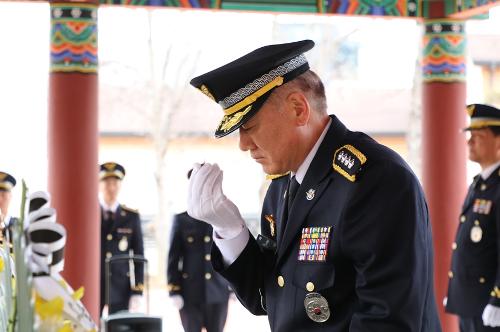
xmin=99 ymin=162 xmax=125 ymax=181
xmin=465 ymin=103 xmax=500 ymax=130
xmin=190 ymin=40 xmax=315 ymax=138
xmin=0 ymin=171 xmax=16 ymax=192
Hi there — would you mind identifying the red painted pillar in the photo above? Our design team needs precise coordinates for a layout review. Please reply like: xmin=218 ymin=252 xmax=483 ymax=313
xmin=422 ymin=3 xmax=466 ymax=331
xmin=48 ymin=1 xmax=99 ymax=322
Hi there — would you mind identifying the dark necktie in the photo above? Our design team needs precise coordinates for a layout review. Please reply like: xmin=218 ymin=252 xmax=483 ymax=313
xmin=282 ymin=176 xmax=300 ymax=238
xmin=106 ymin=210 xmax=114 ymax=222
xmin=287 ymin=176 xmax=300 ymax=213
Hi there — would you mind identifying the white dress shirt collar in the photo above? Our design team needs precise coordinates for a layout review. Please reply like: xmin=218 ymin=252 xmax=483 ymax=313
xmin=100 ymin=198 xmax=119 ymax=213
xmin=293 ymin=118 xmax=332 ymax=184
xmin=481 ymin=161 xmax=500 ymax=180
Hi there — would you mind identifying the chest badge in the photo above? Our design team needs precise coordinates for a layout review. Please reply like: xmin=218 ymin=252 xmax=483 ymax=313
xmin=119 ymin=236 xmax=128 ymax=251
xmin=304 ymin=292 xmax=330 ymax=323
xmin=306 ymin=189 xmax=315 ymax=201
xmin=470 ymin=225 xmax=483 ymax=243
xmin=264 ymin=214 xmax=276 ymax=237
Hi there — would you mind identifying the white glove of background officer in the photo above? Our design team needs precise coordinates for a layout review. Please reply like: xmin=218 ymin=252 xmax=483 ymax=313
xmin=187 ymin=163 xmax=245 ymax=239
xmin=483 ymin=304 xmax=500 ymax=327
xmin=128 ymin=294 xmax=144 ymax=313
xmin=170 ymin=294 xmax=184 ymax=310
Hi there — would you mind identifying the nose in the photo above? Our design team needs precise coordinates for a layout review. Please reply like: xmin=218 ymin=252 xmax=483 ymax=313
xmin=238 ymin=128 xmax=255 ymax=152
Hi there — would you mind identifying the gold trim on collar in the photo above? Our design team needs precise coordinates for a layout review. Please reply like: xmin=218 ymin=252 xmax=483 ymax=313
xmin=223 ymin=76 xmax=284 ymax=116
xmin=266 ymin=172 xmax=291 ymax=180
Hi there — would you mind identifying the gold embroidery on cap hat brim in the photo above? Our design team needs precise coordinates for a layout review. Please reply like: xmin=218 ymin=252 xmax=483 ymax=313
xmin=219 ymin=105 xmax=253 ymax=132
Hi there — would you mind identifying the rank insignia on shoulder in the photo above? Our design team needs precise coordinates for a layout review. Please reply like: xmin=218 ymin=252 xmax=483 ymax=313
xmin=332 ymin=144 xmax=366 ymax=182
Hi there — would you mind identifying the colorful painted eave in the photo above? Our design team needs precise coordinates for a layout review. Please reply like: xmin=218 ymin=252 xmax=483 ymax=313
xmin=94 ymin=0 xmax=499 ymax=19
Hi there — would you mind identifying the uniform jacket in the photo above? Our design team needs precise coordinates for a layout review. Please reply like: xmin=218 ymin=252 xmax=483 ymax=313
xmin=100 ymin=204 xmax=144 ymax=310
xmin=212 ymin=115 xmax=442 ymax=332
xmin=446 ymin=167 xmax=500 ymax=316
xmin=167 ymin=212 xmax=229 ymax=305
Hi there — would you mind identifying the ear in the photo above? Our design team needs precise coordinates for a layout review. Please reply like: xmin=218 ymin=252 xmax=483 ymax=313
xmin=286 ymin=92 xmax=310 ymax=126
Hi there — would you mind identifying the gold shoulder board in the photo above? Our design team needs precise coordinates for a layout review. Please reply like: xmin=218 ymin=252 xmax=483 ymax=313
xmin=332 ymin=145 xmax=367 ymax=182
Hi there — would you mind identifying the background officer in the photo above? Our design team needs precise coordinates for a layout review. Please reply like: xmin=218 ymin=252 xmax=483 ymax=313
xmin=99 ymin=162 xmax=144 ymax=315
xmin=186 ymin=40 xmax=441 ymax=331
xmin=0 ymin=171 xmax=17 ymax=238
xmin=167 ymin=170 xmax=230 ymax=332
xmin=446 ymin=104 xmax=500 ymax=331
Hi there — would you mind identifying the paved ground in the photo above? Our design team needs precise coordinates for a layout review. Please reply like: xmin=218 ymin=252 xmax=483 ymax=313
xmin=147 ymin=287 xmax=271 ymax=332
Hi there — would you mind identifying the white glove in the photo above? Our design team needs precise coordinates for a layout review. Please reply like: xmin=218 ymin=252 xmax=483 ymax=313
xmin=482 ymin=304 xmax=500 ymax=327
xmin=187 ymin=163 xmax=245 ymax=239
xmin=128 ymin=294 xmax=144 ymax=313
xmin=170 ymin=294 xmax=184 ymax=310
xmin=101 ymin=305 xmax=109 ymax=318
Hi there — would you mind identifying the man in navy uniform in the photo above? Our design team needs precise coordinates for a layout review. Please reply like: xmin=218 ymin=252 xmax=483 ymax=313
xmin=167 ymin=209 xmax=230 ymax=332
xmin=0 ymin=171 xmax=17 ymax=242
xmin=99 ymin=162 xmax=144 ymax=315
xmin=186 ymin=40 xmax=441 ymax=331
xmin=446 ymin=104 xmax=500 ymax=331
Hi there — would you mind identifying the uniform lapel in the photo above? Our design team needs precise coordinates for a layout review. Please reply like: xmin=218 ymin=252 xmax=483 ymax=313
xmin=276 ymin=115 xmax=348 ymax=263
xmin=276 ymin=179 xmax=289 ymax=246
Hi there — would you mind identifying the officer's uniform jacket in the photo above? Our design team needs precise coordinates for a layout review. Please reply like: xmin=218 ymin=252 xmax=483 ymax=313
xmin=446 ymin=166 xmax=500 ymax=316
xmin=212 ymin=115 xmax=442 ymax=332
xmin=100 ymin=204 xmax=144 ymax=311
xmin=167 ymin=212 xmax=229 ymax=305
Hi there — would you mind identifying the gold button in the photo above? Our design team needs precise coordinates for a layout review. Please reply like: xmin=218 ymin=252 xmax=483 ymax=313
xmin=187 ymin=236 xmax=194 ymax=243
xmin=475 ymin=220 xmax=480 ymax=226
xmin=182 ymin=273 xmax=188 ymax=279
xmin=460 ymin=215 xmax=466 ymax=223
xmin=481 ymin=184 xmax=487 ymax=191
xmin=277 ymin=275 xmax=285 ymax=287
xmin=106 ymin=252 xmax=112 ymax=259
xmin=205 ymin=254 xmax=211 ymax=261
xmin=107 ymin=234 xmax=112 ymax=241
xmin=479 ymin=277 xmax=486 ymax=283
xmin=204 ymin=236 xmax=211 ymax=243
xmin=448 ymin=271 xmax=454 ymax=278
xmin=491 ymin=291 xmax=496 ymax=297
xmin=306 ymin=282 xmax=315 ymax=292
xmin=205 ymin=273 xmax=212 ymax=280
xmin=452 ymin=242 xmax=457 ymax=250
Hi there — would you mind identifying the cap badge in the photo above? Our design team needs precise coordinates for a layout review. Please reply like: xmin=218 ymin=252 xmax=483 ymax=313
xmin=0 ymin=173 xmax=6 ymax=181
xmin=219 ymin=105 xmax=252 ymax=132
xmin=200 ymin=85 xmax=215 ymax=101
xmin=304 ymin=292 xmax=330 ymax=323
xmin=104 ymin=162 xmax=116 ymax=171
